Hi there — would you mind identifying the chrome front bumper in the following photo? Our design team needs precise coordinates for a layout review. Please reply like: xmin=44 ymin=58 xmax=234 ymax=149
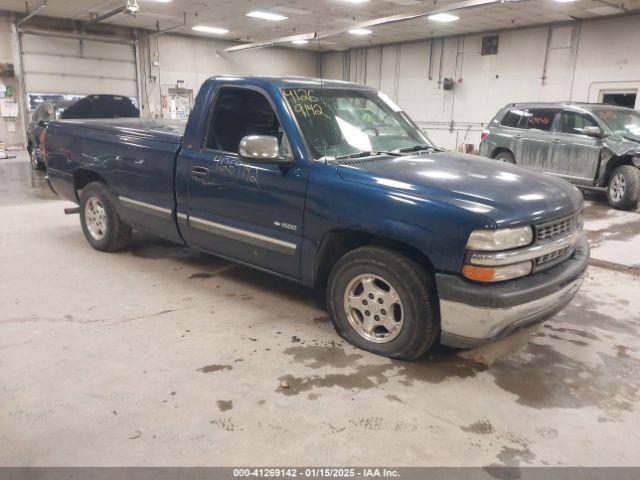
xmin=438 ymin=235 xmax=589 ymax=349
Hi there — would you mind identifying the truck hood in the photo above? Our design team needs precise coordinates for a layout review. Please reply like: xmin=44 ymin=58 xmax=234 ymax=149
xmin=336 ymin=151 xmax=583 ymax=228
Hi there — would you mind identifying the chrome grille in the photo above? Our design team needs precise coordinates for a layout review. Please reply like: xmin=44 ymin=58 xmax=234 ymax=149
xmin=536 ymin=246 xmax=571 ymax=266
xmin=536 ymin=213 xmax=582 ymax=243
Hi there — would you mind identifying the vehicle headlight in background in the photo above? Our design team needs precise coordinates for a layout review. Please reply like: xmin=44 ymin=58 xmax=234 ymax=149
xmin=466 ymin=226 xmax=533 ymax=251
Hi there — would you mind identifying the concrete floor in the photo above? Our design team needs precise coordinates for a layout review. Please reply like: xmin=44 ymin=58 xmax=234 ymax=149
xmin=2 ymin=151 xmax=640 ymax=467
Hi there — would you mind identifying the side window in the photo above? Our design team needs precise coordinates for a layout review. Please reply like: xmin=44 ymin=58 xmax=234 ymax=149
xmin=204 ymin=87 xmax=284 ymax=153
xmin=500 ymin=109 xmax=526 ymax=128
xmin=524 ymin=109 xmax=556 ymax=132
xmin=33 ymin=105 xmax=44 ymax=122
xmin=36 ymin=103 xmax=53 ymax=122
xmin=558 ymin=111 xmax=598 ymax=135
xmin=41 ymin=104 xmax=53 ymax=121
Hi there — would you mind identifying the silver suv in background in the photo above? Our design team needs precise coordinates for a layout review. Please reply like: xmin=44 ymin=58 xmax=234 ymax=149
xmin=479 ymin=102 xmax=640 ymax=210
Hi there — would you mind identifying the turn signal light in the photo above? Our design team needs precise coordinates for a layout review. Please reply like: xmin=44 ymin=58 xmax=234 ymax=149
xmin=462 ymin=261 xmax=533 ymax=283
xmin=462 ymin=265 xmax=496 ymax=282
xmin=481 ymin=130 xmax=489 ymax=140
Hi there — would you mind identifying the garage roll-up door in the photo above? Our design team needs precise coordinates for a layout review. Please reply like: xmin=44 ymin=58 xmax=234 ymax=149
xmin=20 ymin=33 xmax=138 ymax=98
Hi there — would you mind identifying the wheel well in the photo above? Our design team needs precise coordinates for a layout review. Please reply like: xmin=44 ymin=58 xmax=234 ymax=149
xmin=602 ymin=155 xmax=637 ymax=186
xmin=491 ymin=147 xmax=513 ymax=159
xmin=74 ymin=169 xmax=107 ymax=199
xmin=313 ymin=229 xmax=435 ymax=290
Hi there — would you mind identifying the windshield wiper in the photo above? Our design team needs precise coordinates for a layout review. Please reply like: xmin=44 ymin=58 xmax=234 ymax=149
xmin=395 ymin=144 xmax=440 ymax=153
xmin=334 ymin=150 xmax=401 ymax=160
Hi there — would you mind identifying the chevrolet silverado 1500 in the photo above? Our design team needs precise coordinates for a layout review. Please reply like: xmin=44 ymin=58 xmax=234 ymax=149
xmin=45 ymin=76 xmax=589 ymax=359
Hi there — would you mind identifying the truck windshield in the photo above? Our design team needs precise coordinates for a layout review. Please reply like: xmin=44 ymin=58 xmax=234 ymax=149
xmin=282 ymin=87 xmax=435 ymax=159
xmin=593 ymin=109 xmax=640 ymax=136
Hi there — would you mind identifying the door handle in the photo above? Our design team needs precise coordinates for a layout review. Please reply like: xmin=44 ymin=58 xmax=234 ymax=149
xmin=191 ymin=166 xmax=210 ymax=181
xmin=513 ymin=134 xmax=522 ymax=139
xmin=552 ymin=138 xmax=561 ymax=143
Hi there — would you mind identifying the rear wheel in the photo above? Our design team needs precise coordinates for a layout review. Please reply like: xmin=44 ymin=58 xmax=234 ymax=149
xmin=494 ymin=150 xmax=515 ymax=163
xmin=607 ymin=165 xmax=640 ymax=210
xmin=327 ymin=246 xmax=439 ymax=360
xmin=79 ymin=182 xmax=132 ymax=251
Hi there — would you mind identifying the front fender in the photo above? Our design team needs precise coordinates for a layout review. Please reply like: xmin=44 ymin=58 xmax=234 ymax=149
xmin=303 ymin=164 xmax=494 ymax=275
xmin=597 ymin=137 xmax=640 ymax=186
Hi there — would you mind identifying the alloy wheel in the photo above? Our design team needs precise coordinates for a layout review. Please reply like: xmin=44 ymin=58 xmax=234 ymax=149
xmin=85 ymin=197 xmax=107 ymax=240
xmin=343 ymin=274 xmax=404 ymax=343
xmin=610 ymin=173 xmax=626 ymax=203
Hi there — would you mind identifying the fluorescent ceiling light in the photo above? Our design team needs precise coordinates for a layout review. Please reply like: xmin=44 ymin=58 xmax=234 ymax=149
xmin=246 ymin=11 xmax=288 ymax=21
xmin=349 ymin=28 xmax=372 ymax=35
xmin=428 ymin=13 xmax=460 ymax=22
xmin=291 ymin=39 xmax=309 ymax=45
xmin=192 ymin=25 xmax=229 ymax=34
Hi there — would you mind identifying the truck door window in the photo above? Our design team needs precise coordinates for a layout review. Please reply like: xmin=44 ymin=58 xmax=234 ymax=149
xmin=204 ymin=87 xmax=284 ymax=153
xmin=558 ymin=112 xmax=598 ymax=135
xmin=523 ymin=110 xmax=556 ymax=132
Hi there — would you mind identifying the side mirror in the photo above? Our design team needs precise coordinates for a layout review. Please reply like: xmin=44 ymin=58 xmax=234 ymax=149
xmin=238 ymin=135 xmax=291 ymax=165
xmin=38 ymin=120 xmax=49 ymax=128
xmin=582 ymin=126 xmax=603 ymax=138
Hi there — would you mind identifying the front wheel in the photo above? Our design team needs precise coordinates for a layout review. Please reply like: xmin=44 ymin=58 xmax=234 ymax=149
xmin=79 ymin=182 xmax=132 ymax=252
xmin=327 ymin=246 xmax=439 ymax=360
xmin=607 ymin=165 xmax=640 ymax=210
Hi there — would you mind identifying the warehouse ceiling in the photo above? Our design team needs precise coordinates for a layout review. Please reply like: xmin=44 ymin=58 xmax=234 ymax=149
xmin=1 ymin=0 xmax=639 ymax=50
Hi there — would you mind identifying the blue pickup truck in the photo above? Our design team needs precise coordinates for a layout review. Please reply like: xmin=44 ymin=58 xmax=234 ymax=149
xmin=45 ymin=76 xmax=589 ymax=359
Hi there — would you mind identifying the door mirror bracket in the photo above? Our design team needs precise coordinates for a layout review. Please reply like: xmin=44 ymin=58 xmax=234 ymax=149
xmin=238 ymin=135 xmax=292 ymax=165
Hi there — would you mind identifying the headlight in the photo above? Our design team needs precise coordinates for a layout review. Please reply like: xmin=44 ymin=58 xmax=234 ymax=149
xmin=466 ymin=226 xmax=533 ymax=251
xmin=462 ymin=261 xmax=533 ymax=283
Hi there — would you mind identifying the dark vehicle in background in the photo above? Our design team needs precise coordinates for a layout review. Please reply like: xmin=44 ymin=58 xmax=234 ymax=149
xmin=27 ymin=100 xmax=73 ymax=170
xmin=60 ymin=94 xmax=139 ymax=120
xmin=44 ymin=76 xmax=588 ymax=359
xmin=480 ymin=102 xmax=640 ymax=210
xmin=27 ymin=95 xmax=140 ymax=170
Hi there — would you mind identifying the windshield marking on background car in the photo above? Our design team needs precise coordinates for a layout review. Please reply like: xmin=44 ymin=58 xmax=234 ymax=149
xmin=594 ymin=109 xmax=640 ymax=136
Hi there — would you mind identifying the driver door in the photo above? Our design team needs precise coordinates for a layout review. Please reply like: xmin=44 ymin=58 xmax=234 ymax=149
xmin=547 ymin=111 xmax=602 ymax=181
xmin=180 ymin=86 xmax=308 ymax=278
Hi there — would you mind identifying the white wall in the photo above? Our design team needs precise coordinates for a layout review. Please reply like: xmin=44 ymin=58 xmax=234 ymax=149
xmin=138 ymin=33 xmax=318 ymax=118
xmin=0 ymin=12 xmax=25 ymax=147
xmin=0 ymin=13 xmax=318 ymax=147
xmin=20 ymin=34 xmax=138 ymax=97
xmin=320 ymin=14 xmax=640 ymax=151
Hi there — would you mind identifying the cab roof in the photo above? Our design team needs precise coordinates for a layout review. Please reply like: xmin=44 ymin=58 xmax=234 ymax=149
xmin=206 ymin=75 xmax=375 ymax=90
xmin=505 ymin=101 xmax=635 ymax=112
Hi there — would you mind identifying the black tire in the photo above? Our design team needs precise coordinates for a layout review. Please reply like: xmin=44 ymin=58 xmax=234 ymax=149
xmin=606 ymin=165 xmax=640 ymax=210
xmin=494 ymin=150 xmax=515 ymax=163
xmin=29 ymin=147 xmax=44 ymax=171
xmin=79 ymin=182 xmax=132 ymax=252
xmin=326 ymin=246 xmax=439 ymax=360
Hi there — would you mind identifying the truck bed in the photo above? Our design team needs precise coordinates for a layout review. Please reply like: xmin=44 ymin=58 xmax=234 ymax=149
xmin=46 ymin=117 xmax=187 ymax=245
xmin=52 ymin=118 xmax=187 ymax=144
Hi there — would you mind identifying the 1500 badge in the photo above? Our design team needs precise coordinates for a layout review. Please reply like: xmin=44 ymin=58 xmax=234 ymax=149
xmin=274 ymin=221 xmax=297 ymax=231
